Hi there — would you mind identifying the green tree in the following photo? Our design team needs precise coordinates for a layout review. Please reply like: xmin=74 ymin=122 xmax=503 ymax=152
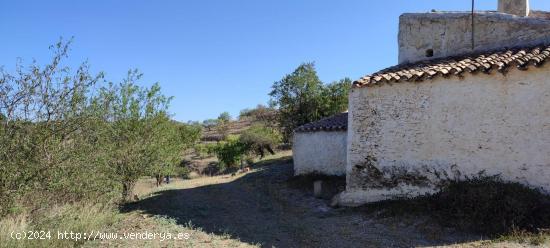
xmin=179 ymin=122 xmax=202 ymax=145
xmin=216 ymin=112 xmax=231 ymax=139
xmin=202 ymin=118 xmax=218 ymax=131
xmin=320 ymin=78 xmax=352 ymax=116
xmin=269 ymin=62 xmax=350 ymax=141
xmin=214 ymin=135 xmax=247 ymax=170
xmin=269 ymin=63 xmax=324 ymax=141
xmin=0 ymin=39 xmax=194 ymax=215
xmin=97 ymin=71 xmax=174 ymax=201
xmin=0 ymin=39 xmax=114 ymax=215
xmin=239 ymin=124 xmax=281 ymax=159
xmin=148 ymin=115 xmax=200 ymax=187
xmin=218 ymin=111 xmax=232 ymax=122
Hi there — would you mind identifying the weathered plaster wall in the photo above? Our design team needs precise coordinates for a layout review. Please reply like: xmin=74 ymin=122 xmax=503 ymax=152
xmin=399 ymin=12 xmax=550 ymax=64
xmin=498 ymin=0 xmax=529 ymax=17
xmin=293 ymin=131 xmax=347 ymax=176
xmin=341 ymin=66 xmax=550 ymax=206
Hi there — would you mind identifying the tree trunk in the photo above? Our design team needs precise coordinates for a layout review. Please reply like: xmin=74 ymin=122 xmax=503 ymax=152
xmin=266 ymin=145 xmax=275 ymax=155
xmin=155 ymin=175 xmax=163 ymax=187
xmin=122 ymin=181 xmax=136 ymax=202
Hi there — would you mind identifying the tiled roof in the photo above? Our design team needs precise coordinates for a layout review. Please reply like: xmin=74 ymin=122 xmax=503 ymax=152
xmin=353 ymin=44 xmax=550 ymax=88
xmin=295 ymin=112 xmax=348 ymax=133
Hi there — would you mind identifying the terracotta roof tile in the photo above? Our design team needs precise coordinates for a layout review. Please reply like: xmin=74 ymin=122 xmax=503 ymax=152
xmin=353 ymin=44 xmax=550 ymax=88
xmin=294 ymin=112 xmax=348 ymax=133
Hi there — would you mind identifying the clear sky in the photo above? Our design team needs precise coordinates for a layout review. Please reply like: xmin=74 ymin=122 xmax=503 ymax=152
xmin=2 ymin=0 xmax=550 ymax=122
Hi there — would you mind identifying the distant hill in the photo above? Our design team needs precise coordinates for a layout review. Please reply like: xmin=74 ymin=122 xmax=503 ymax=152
xmin=201 ymin=118 xmax=255 ymax=142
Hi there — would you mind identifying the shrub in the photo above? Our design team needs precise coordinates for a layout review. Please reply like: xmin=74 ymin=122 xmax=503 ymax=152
xmin=194 ymin=143 xmax=208 ymax=158
xmin=205 ymin=143 xmax=218 ymax=156
xmin=213 ymin=135 xmax=247 ymax=169
xmin=175 ymin=165 xmax=190 ymax=178
xmin=239 ymin=124 xmax=281 ymax=158
xmin=201 ymin=119 xmax=218 ymax=131
xmin=194 ymin=143 xmax=218 ymax=158
xmin=217 ymin=112 xmax=232 ymax=122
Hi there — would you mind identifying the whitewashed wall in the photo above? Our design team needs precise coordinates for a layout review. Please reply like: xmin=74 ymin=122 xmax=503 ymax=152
xmin=293 ymin=131 xmax=347 ymax=176
xmin=339 ymin=65 xmax=550 ymax=206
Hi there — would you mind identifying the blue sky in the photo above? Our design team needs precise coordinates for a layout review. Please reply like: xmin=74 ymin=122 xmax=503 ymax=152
xmin=2 ymin=0 xmax=550 ymax=122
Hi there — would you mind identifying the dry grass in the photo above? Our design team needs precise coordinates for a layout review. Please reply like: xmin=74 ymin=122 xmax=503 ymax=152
xmin=83 ymin=213 xmax=258 ymax=248
xmin=0 ymin=199 xmax=257 ymax=248
xmin=134 ymin=150 xmax=292 ymax=199
xmin=0 ymin=203 xmax=120 ymax=248
xmin=6 ymin=151 xmax=546 ymax=247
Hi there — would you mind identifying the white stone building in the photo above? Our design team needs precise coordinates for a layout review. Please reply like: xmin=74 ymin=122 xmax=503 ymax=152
xmin=336 ymin=0 xmax=550 ymax=206
xmin=292 ymin=113 xmax=347 ymax=176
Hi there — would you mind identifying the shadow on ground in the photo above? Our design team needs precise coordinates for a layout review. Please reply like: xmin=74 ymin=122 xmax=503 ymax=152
xmin=122 ymin=157 xmax=479 ymax=248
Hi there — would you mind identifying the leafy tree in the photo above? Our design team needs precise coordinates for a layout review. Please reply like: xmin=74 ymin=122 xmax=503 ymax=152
xmin=320 ymin=78 xmax=352 ymax=116
xmin=214 ymin=135 xmax=247 ymax=170
xmin=218 ymin=111 xmax=232 ymax=122
xmin=269 ymin=62 xmax=324 ymax=141
xmin=269 ymin=62 xmax=350 ymax=141
xmin=179 ymin=122 xmax=202 ymax=146
xmin=239 ymin=124 xmax=281 ymax=159
xmin=215 ymin=115 xmax=231 ymax=140
xmin=97 ymin=72 xmax=175 ymax=201
xmin=213 ymin=124 xmax=281 ymax=172
xmin=148 ymin=115 xmax=200 ymax=187
xmin=0 ymin=39 xmax=194 ymax=214
xmin=0 ymin=39 xmax=114 ymax=214
xmin=202 ymin=118 xmax=218 ymax=131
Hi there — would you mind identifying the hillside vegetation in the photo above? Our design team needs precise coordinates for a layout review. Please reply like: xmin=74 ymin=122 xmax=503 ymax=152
xmin=0 ymin=41 xmax=352 ymax=247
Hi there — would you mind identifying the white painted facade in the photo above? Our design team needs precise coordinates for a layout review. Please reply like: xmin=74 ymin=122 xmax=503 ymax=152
xmin=339 ymin=65 xmax=550 ymax=206
xmin=293 ymin=131 xmax=347 ymax=176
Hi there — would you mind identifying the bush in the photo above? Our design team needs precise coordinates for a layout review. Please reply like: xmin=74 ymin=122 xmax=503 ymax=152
xmin=194 ymin=144 xmax=208 ymax=158
xmin=213 ymin=135 xmax=247 ymax=169
xmin=175 ymin=166 xmax=190 ymax=178
xmin=194 ymin=143 xmax=217 ymax=158
xmin=205 ymin=143 xmax=218 ymax=156
xmin=217 ymin=112 xmax=232 ymax=122
xmin=239 ymin=124 xmax=281 ymax=158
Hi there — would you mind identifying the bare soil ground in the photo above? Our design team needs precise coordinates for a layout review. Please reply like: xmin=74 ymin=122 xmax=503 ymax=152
xmin=99 ymin=153 xmax=548 ymax=248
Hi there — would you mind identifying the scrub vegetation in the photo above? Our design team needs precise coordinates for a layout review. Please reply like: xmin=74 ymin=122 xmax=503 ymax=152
xmin=0 ymin=40 xmax=201 ymax=247
xmin=2 ymin=41 xmax=547 ymax=248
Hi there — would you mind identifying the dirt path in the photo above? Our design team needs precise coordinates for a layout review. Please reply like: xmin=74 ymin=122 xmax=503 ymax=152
xmin=123 ymin=156 xmax=489 ymax=248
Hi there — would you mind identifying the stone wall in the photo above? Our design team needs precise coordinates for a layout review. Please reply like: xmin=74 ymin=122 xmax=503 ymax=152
xmin=398 ymin=12 xmax=550 ymax=64
xmin=293 ymin=131 xmax=347 ymax=176
xmin=339 ymin=65 xmax=550 ymax=206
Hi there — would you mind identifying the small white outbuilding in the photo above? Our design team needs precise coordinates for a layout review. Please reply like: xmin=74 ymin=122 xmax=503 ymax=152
xmin=292 ymin=113 xmax=348 ymax=176
xmin=336 ymin=0 xmax=550 ymax=206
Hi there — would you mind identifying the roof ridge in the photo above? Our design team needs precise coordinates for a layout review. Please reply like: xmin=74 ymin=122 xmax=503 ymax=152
xmin=294 ymin=112 xmax=348 ymax=133
xmin=354 ymin=44 xmax=550 ymax=88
